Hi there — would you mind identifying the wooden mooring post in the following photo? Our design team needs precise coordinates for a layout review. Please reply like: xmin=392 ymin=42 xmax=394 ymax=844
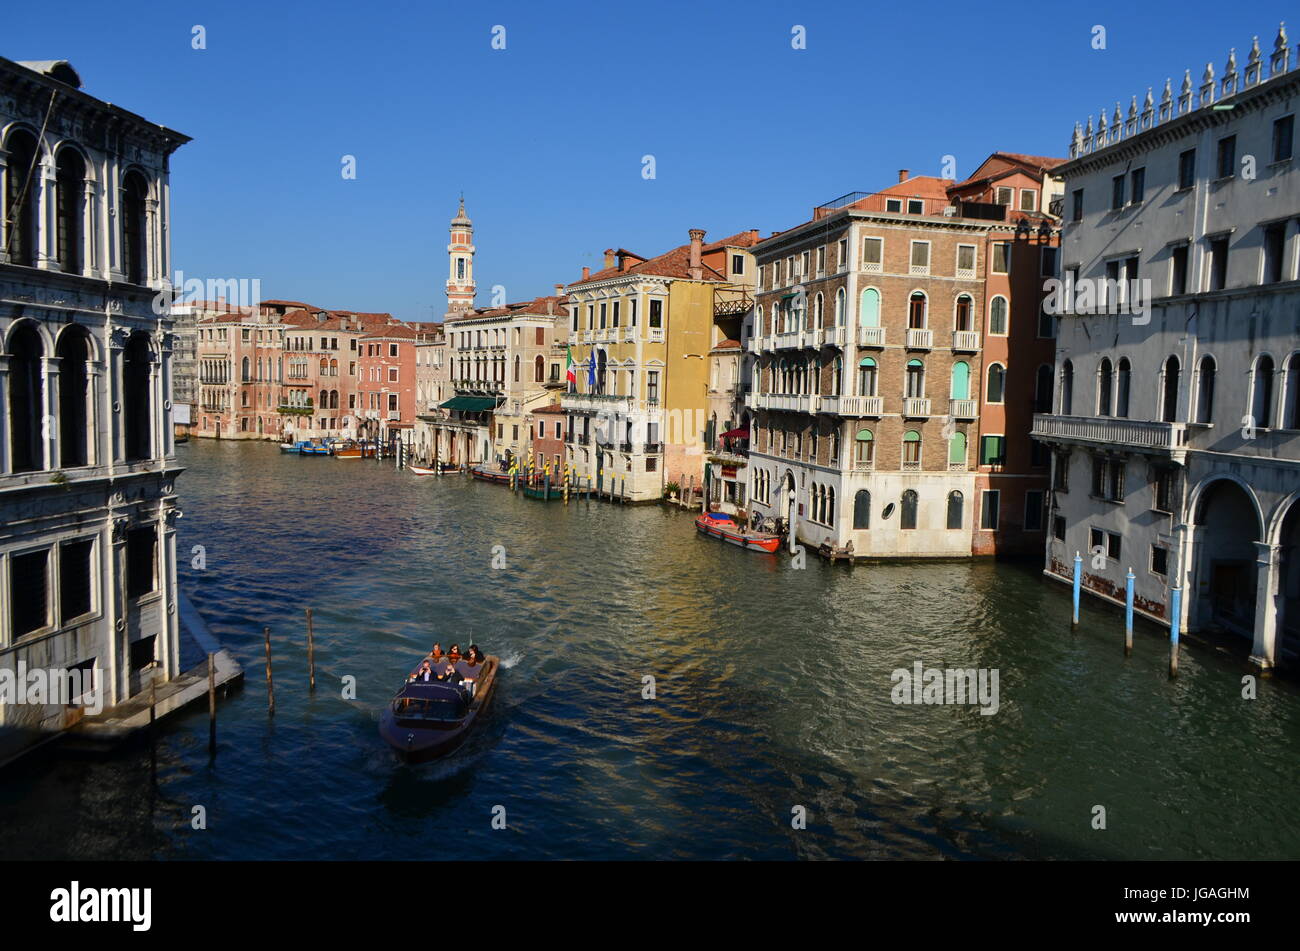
xmin=207 ymin=652 xmax=217 ymax=753
xmin=306 ymin=607 xmax=316 ymax=692
xmin=264 ymin=625 xmax=275 ymax=715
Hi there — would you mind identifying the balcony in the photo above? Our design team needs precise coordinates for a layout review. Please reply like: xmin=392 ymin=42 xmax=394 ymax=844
xmin=1031 ymin=414 xmax=1190 ymax=460
xmin=950 ymin=399 xmax=978 ymax=419
xmin=577 ymin=434 xmax=589 ymax=445
xmin=714 ymin=286 xmax=753 ymax=319
xmin=952 ymin=330 xmax=980 ymax=351
xmin=902 ymin=397 xmax=931 ymax=418
xmin=773 ymin=330 xmax=806 ymax=350
xmin=648 ymin=327 xmax=665 ymax=343
xmin=858 ymin=326 xmax=885 ymax=348
xmin=619 ymin=442 xmax=633 ymax=453
xmin=820 ymin=326 xmax=846 ymax=348
xmin=839 ymin=396 xmax=884 ymax=417
xmin=744 ymin=392 xmax=758 ymax=409
xmin=644 ymin=442 xmax=663 ymax=454
xmin=562 ymin=393 xmax=632 ymax=414
xmin=906 ymin=328 xmax=933 ymax=350
xmin=747 ymin=335 xmax=763 ymax=354
xmin=851 ymin=457 xmax=875 ymax=471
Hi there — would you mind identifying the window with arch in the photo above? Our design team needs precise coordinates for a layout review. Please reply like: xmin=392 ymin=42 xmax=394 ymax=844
xmin=831 ymin=356 xmax=842 ymax=396
xmin=57 ymin=326 xmax=93 ymax=467
xmin=4 ymin=129 xmax=40 ymax=267
xmin=814 ymin=292 xmax=825 ymax=328
xmin=1196 ymin=355 xmax=1217 ymax=424
xmin=902 ymin=430 xmax=922 ymax=467
xmin=7 ymin=322 xmax=45 ymax=471
xmin=950 ymin=361 xmax=971 ymax=400
xmin=1034 ymin=364 xmax=1053 ymax=413
xmin=834 ymin=287 xmax=846 ymax=326
xmin=905 ymin=359 xmax=925 ymax=398
xmin=986 ymin=364 xmax=1006 ymax=403
xmin=853 ymin=489 xmax=871 ymax=529
xmin=55 ymin=148 xmax=86 ymax=274
xmin=857 ymin=357 xmax=877 ymax=397
xmin=908 ymin=292 xmax=927 ymax=329
xmin=948 ymin=430 xmax=967 ymax=467
xmin=988 ymin=295 xmax=1009 ymax=335
xmin=954 ymin=294 xmax=973 ymax=332
xmin=946 ymin=490 xmax=964 ymax=529
xmin=534 ymin=355 xmax=545 ymax=382
xmin=121 ymin=170 xmax=148 ymax=285
xmin=829 ymin=429 xmax=840 ymax=466
xmin=1252 ymin=355 xmax=1275 ymax=427
xmin=1160 ymin=355 xmax=1180 ymax=423
xmin=1116 ymin=358 xmax=1132 ymax=417
xmin=1097 ymin=358 xmax=1113 ymax=416
xmin=826 ymin=486 xmax=835 ymax=525
xmin=854 ymin=428 xmax=874 ymax=467
xmin=1284 ymin=353 xmax=1300 ymax=428
xmin=901 ymin=489 xmax=919 ymax=530
xmin=514 ymin=354 xmax=521 ymax=383
xmin=242 ymin=357 xmax=252 ymax=382
xmin=1060 ymin=360 xmax=1074 ymax=415
xmin=123 ymin=332 xmax=153 ymax=462
xmin=859 ymin=288 xmax=880 ymax=328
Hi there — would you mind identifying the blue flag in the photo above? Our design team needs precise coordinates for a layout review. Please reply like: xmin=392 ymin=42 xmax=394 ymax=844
xmin=587 ymin=353 xmax=596 ymax=389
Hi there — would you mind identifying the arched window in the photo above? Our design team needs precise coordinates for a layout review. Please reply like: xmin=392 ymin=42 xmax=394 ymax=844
xmin=1060 ymin=360 xmax=1074 ymax=415
xmin=56 ymin=148 xmax=86 ymax=274
xmin=1252 ymin=355 xmax=1275 ymax=427
xmin=950 ymin=361 xmax=970 ymax=400
xmin=902 ymin=430 xmax=922 ymax=467
xmin=857 ymin=357 xmax=877 ymax=397
xmin=1116 ymin=358 xmax=1132 ymax=418
xmin=946 ymin=490 xmax=964 ymax=529
xmin=954 ymin=294 xmax=973 ymax=331
xmin=535 ymin=355 xmax=545 ymax=382
xmin=948 ymin=430 xmax=967 ymax=467
xmin=1284 ymin=354 xmax=1300 ymax=428
xmin=4 ymin=130 xmax=39 ymax=267
xmin=121 ymin=170 xmax=148 ymax=285
xmin=814 ymin=292 xmax=825 ymax=328
xmin=859 ymin=288 xmax=880 ymax=328
xmin=329 ymin=358 xmax=338 ymax=376
xmin=826 ymin=486 xmax=835 ymax=524
xmin=908 ymin=292 xmax=927 ymax=329
xmin=829 ymin=429 xmax=840 ymax=466
xmin=514 ymin=354 xmax=521 ymax=383
xmin=319 ymin=388 xmax=327 ymax=408
xmin=1034 ymin=364 xmax=1053 ymax=413
xmin=853 ymin=489 xmax=871 ymax=529
xmin=854 ymin=428 xmax=874 ymax=468
xmin=986 ymin=364 xmax=1006 ymax=403
xmin=831 ymin=356 xmax=842 ymax=396
xmin=7 ymin=322 xmax=45 ymax=471
xmin=123 ymin=332 xmax=152 ymax=462
xmin=1097 ymin=358 xmax=1113 ymax=416
xmin=901 ymin=489 xmax=919 ymax=530
xmin=330 ymin=390 xmax=339 ymax=409
xmin=835 ymin=288 xmax=846 ymax=325
xmin=905 ymin=359 xmax=925 ymax=398
xmin=988 ymin=295 xmax=1008 ymax=335
xmin=1160 ymin=355 xmax=1180 ymax=422
xmin=57 ymin=326 xmax=92 ymax=467
xmin=1196 ymin=355 xmax=1217 ymax=425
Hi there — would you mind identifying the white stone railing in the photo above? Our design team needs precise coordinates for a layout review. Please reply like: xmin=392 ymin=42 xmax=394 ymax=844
xmin=1031 ymin=413 xmax=1188 ymax=449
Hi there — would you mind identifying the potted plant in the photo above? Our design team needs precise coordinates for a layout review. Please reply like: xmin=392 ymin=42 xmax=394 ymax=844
xmin=664 ymin=480 xmax=680 ymax=502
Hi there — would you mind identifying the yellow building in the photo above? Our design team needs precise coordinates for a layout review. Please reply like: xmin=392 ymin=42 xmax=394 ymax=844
xmin=562 ymin=229 xmax=760 ymax=501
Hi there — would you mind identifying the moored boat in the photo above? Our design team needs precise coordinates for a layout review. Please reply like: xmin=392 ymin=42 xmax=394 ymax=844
xmin=280 ymin=439 xmax=312 ymax=454
xmin=694 ymin=511 xmax=782 ymax=553
xmin=378 ymin=656 xmax=499 ymax=761
xmin=407 ymin=464 xmax=440 ymax=475
xmin=520 ymin=480 xmax=564 ymax=501
xmin=469 ymin=465 xmax=511 ymax=485
xmin=299 ymin=440 xmax=331 ymax=456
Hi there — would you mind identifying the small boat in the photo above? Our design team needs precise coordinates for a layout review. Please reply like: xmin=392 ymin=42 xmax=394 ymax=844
xmin=469 ymin=465 xmax=511 ymax=485
xmin=378 ymin=656 xmax=500 ymax=761
xmin=332 ymin=440 xmax=364 ymax=459
xmin=520 ymin=480 xmax=564 ymax=501
xmin=407 ymin=464 xmax=440 ymax=475
xmin=280 ymin=439 xmax=311 ymax=454
xmin=299 ymin=440 xmax=331 ymax=456
xmin=694 ymin=511 xmax=782 ymax=553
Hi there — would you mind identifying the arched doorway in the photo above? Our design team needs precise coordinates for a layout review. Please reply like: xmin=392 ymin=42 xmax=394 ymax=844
xmin=1192 ymin=478 xmax=1264 ymax=637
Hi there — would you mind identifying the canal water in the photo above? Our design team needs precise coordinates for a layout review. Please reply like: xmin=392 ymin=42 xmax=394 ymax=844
xmin=1 ymin=439 xmax=1297 ymax=860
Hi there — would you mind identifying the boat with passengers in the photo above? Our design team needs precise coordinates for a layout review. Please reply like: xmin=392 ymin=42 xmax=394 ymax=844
xmin=379 ymin=652 xmax=499 ymax=761
xmin=694 ymin=510 xmax=782 ymax=553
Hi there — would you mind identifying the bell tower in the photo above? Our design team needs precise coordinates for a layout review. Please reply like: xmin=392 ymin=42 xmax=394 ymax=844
xmin=445 ymin=196 xmax=476 ymax=318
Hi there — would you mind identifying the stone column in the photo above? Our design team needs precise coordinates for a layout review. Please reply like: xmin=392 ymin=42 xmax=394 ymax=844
xmin=0 ymin=355 xmax=9 ymax=474
xmin=36 ymin=152 xmax=58 ymax=271
xmin=106 ymin=159 xmax=124 ymax=282
xmin=1174 ymin=521 xmax=1196 ymax=632
xmin=1251 ymin=542 xmax=1281 ymax=669
xmin=107 ymin=326 xmax=128 ymax=466
xmin=158 ymin=503 xmax=180 ymax=679
xmin=0 ymin=145 xmax=9 ymax=264
xmin=87 ymin=360 xmax=104 ymax=467
xmin=40 ymin=356 xmax=59 ymax=470
xmin=107 ymin=515 xmax=129 ymax=708
xmin=82 ymin=178 xmax=99 ymax=276
xmin=144 ymin=196 xmax=159 ymax=287
xmin=158 ymin=333 xmax=174 ymax=457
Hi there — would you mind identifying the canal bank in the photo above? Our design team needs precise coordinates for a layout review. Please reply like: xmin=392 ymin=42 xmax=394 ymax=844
xmin=0 ymin=438 xmax=1296 ymax=861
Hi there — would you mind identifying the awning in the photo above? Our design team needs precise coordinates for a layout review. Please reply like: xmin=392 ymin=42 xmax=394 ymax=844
xmin=440 ymin=396 xmax=500 ymax=412
xmin=720 ymin=426 xmax=750 ymax=439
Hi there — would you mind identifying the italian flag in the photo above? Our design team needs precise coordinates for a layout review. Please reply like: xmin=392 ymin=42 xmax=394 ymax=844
xmin=565 ymin=345 xmax=577 ymax=385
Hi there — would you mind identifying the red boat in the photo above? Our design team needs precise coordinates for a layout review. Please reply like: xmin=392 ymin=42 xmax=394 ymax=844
xmin=469 ymin=465 xmax=511 ymax=485
xmin=694 ymin=512 xmax=782 ymax=553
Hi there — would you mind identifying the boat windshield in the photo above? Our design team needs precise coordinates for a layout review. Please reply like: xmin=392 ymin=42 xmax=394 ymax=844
xmin=392 ymin=696 xmax=466 ymax=722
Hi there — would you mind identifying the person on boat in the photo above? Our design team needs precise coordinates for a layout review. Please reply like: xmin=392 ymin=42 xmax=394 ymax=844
xmin=437 ymin=662 xmax=464 ymax=685
xmin=447 ymin=644 xmax=462 ymax=665
xmin=409 ymin=660 xmax=436 ymax=683
xmin=459 ymin=645 xmax=485 ymax=680
xmin=428 ymin=642 xmax=446 ymax=666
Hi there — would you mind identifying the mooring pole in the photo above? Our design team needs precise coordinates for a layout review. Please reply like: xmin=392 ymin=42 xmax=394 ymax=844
xmin=306 ymin=607 xmax=316 ymax=692
xmin=1072 ymin=551 xmax=1082 ymax=628
xmin=264 ymin=625 xmax=275 ymax=715
xmin=1169 ymin=586 xmax=1182 ymax=679
xmin=207 ymin=652 xmax=217 ymax=754
xmin=1124 ymin=567 xmax=1135 ymax=656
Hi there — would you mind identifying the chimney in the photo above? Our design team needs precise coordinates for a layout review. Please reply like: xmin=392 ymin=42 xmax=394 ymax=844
xmin=604 ymin=248 xmax=616 ymax=269
xmin=582 ymin=266 xmax=590 ymax=281
xmin=898 ymin=169 xmax=909 ymax=183
xmin=688 ymin=229 xmax=705 ymax=280
xmin=554 ymin=283 xmax=564 ymax=297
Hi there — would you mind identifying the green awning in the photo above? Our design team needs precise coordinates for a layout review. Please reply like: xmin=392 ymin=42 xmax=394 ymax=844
xmin=440 ymin=396 xmax=500 ymax=412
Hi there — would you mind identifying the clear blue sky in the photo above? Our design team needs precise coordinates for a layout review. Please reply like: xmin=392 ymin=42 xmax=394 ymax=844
xmin=5 ymin=0 xmax=1292 ymax=320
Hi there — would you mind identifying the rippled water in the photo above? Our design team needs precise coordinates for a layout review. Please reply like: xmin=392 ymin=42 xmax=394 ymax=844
xmin=1 ymin=439 xmax=1297 ymax=860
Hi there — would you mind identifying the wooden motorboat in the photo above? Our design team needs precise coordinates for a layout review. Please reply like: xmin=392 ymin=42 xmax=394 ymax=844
xmin=694 ymin=511 xmax=782 ymax=553
xmin=469 ymin=465 xmax=511 ymax=485
xmin=332 ymin=441 xmax=363 ymax=458
xmin=521 ymin=480 xmax=564 ymax=501
xmin=280 ymin=439 xmax=311 ymax=454
xmin=299 ymin=440 xmax=331 ymax=456
xmin=407 ymin=464 xmax=440 ymax=475
xmin=378 ymin=656 xmax=499 ymax=761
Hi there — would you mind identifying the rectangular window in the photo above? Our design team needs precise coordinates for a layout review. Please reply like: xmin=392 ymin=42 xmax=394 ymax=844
xmin=60 ymin=538 xmax=94 ymax=623
xmin=599 ymin=303 xmax=607 ymax=329
xmin=1053 ymin=515 xmax=1066 ymax=541
xmin=10 ymin=549 xmax=49 ymax=636
xmin=1024 ymin=490 xmax=1045 ymax=531
xmin=837 ymin=239 xmax=847 ymax=268
xmin=886 ymin=198 xmax=902 ymax=212
xmin=956 ymin=244 xmax=976 ymax=274
xmin=1130 ymin=167 xmax=1145 ymax=204
xmin=1107 ymin=532 xmax=1121 ymax=560
xmin=909 ymin=241 xmax=930 ymax=272
xmin=907 ymin=198 xmax=924 ymax=215
xmin=126 ymin=527 xmax=156 ymax=599
xmin=815 ymin=246 xmax=826 ymax=274
xmin=1153 ymin=467 xmax=1176 ymax=513
xmin=732 ymin=253 xmax=744 ymax=275
xmin=612 ymin=301 xmax=620 ymax=327
xmin=649 ymin=300 xmax=663 ymax=329
xmin=388 ymin=394 xmax=398 ymax=411
xmin=862 ymin=237 xmax=883 ymax=270
xmin=1216 ymin=135 xmax=1236 ymax=179
xmin=647 ymin=371 xmax=660 ymax=403
xmin=992 ymin=243 xmax=1010 ymax=274
xmin=388 ymin=367 xmax=398 ymax=382
xmin=1111 ymin=174 xmax=1125 ymax=210
xmin=1274 ymin=115 xmax=1295 ymax=163
xmin=980 ymin=435 xmax=1006 ymax=466
xmin=1178 ymin=148 xmax=1196 ymax=189
xmin=980 ymin=491 xmax=1000 ymax=529
xmin=1171 ymin=243 xmax=1189 ymax=295
xmin=1089 ymin=526 xmax=1104 ymax=553
xmin=1091 ymin=456 xmax=1125 ymax=502
xmin=1151 ymin=545 xmax=1169 ymax=576
xmin=1019 ymin=189 xmax=1038 ymax=212
xmin=995 ymin=187 xmax=1013 ymax=205
xmin=389 ymin=343 xmax=399 ymax=357
xmin=1041 ymin=246 xmax=1058 ymax=277
xmin=1263 ymin=222 xmax=1287 ymax=283
xmin=1208 ymin=235 xmax=1229 ymax=290
xmin=1072 ymin=189 xmax=1084 ymax=222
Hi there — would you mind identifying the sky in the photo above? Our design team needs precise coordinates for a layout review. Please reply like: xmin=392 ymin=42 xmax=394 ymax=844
xmin=5 ymin=0 xmax=1294 ymax=320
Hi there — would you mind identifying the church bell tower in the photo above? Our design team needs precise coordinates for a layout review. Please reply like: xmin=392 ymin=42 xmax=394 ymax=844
xmin=445 ymin=197 xmax=476 ymax=318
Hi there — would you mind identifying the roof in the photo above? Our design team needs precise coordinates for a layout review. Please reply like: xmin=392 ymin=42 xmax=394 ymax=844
xmin=532 ymin=403 xmax=566 ymax=415
xmin=447 ymin=294 xmax=570 ymax=323
xmin=570 ymin=238 xmax=733 ymax=288
xmin=363 ymin=323 xmax=417 ymax=340
xmin=951 ymin=152 xmax=1068 ymax=190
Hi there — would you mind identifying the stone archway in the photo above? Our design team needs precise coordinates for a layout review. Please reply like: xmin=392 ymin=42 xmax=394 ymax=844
xmin=1275 ymin=494 xmax=1300 ymax=661
xmin=1191 ymin=478 xmax=1265 ymax=640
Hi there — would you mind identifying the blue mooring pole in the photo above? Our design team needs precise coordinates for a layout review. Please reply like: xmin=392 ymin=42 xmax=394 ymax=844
xmin=1169 ymin=586 xmax=1182 ymax=679
xmin=1072 ymin=551 xmax=1082 ymax=628
xmin=1124 ymin=567 xmax=1135 ymax=656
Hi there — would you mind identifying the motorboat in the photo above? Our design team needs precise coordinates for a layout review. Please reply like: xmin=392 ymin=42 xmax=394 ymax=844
xmin=378 ymin=656 xmax=499 ymax=761
xmin=694 ymin=511 xmax=782 ymax=553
